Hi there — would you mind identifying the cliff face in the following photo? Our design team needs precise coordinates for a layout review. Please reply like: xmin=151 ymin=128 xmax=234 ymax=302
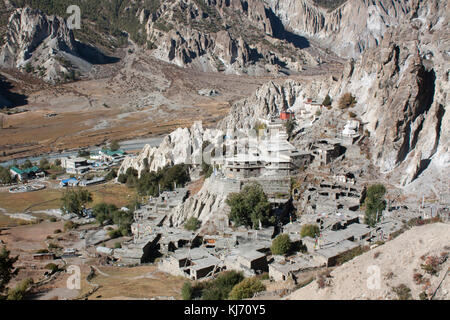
xmin=0 ymin=7 xmax=81 ymax=82
xmin=334 ymin=0 xmax=449 ymax=185
xmin=143 ymin=0 xmax=320 ymax=74
xmin=219 ymin=0 xmax=449 ymax=187
xmin=0 ymin=7 xmax=117 ymax=83
xmin=267 ymin=0 xmax=417 ymax=58
xmin=118 ymin=121 xmax=222 ymax=178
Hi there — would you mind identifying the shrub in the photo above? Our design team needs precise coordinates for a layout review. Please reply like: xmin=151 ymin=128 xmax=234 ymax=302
xmin=64 ymin=221 xmax=79 ymax=231
xmin=271 ymin=234 xmax=292 ymax=256
xmin=114 ymin=242 xmax=122 ymax=249
xmin=53 ymin=229 xmax=62 ymax=234
xmin=7 ymin=278 xmax=33 ymax=300
xmin=48 ymin=243 xmax=62 ymax=250
xmin=322 ymin=94 xmax=332 ymax=107
xmin=202 ymin=271 xmax=244 ymax=300
xmin=108 ymin=229 xmax=122 ymax=239
xmin=338 ymin=93 xmax=357 ymax=109
xmin=184 ymin=217 xmax=201 ymax=231
xmin=413 ymin=273 xmax=423 ymax=285
xmin=49 ymin=217 xmax=57 ymax=222
xmin=336 ymin=246 xmax=369 ymax=265
xmin=182 ymin=281 xmax=194 ymax=300
xmin=393 ymin=284 xmax=412 ymax=300
xmin=421 ymin=255 xmax=441 ymax=275
xmin=45 ymin=263 xmax=59 ymax=274
xmin=300 ymin=224 xmax=320 ymax=238
xmin=228 ymin=278 xmax=265 ymax=300
xmin=317 ymin=269 xmax=332 ymax=289
xmin=419 ymin=291 xmax=428 ymax=300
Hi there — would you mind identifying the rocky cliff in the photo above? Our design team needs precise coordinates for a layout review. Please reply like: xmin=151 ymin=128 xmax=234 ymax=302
xmin=0 ymin=7 xmax=82 ymax=83
xmin=333 ymin=0 xmax=449 ymax=186
xmin=118 ymin=121 xmax=222 ymax=178
xmin=142 ymin=0 xmax=320 ymax=74
xmin=0 ymin=7 xmax=117 ymax=83
xmin=267 ymin=0 xmax=417 ymax=58
xmin=219 ymin=0 xmax=449 ymax=188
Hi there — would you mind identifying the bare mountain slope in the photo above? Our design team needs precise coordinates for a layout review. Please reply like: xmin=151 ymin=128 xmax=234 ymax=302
xmin=287 ymin=223 xmax=450 ymax=300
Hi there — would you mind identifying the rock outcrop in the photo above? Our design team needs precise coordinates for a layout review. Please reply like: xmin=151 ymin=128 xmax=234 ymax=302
xmin=0 ymin=7 xmax=116 ymax=83
xmin=142 ymin=0 xmax=324 ymax=74
xmin=219 ymin=0 xmax=449 ymax=187
xmin=267 ymin=0 xmax=417 ymax=58
xmin=331 ymin=0 xmax=449 ymax=185
xmin=118 ymin=121 xmax=222 ymax=177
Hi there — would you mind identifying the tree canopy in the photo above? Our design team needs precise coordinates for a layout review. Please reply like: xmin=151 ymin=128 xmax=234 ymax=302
xmin=271 ymin=234 xmax=292 ymax=256
xmin=226 ymin=183 xmax=274 ymax=229
xmin=301 ymin=224 xmax=320 ymax=238
xmin=364 ymin=184 xmax=387 ymax=227
xmin=0 ymin=246 xmax=19 ymax=297
xmin=60 ymin=188 xmax=93 ymax=216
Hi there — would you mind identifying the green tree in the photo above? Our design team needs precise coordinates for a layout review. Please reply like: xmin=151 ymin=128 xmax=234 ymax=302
xmin=0 ymin=166 xmax=12 ymax=185
xmin=22 ymin=160 xmax=33 ymax=169
xmin=226 ymin=183 xmax=273 ymax=229
xmin=322 ymin=94 xmax=332 ymax=107
xmin=109 ymin=140 xmax=120 ymax=151
xmin=93 ymin=202 xmax=118 ymax=226
xmin=284 ymin=118 xmax=297 ymax=139
xmin=301 ymin=224 xmax=320 ymax=238
xmin=271 ymin=234 xmax=292 ymax=256
xmin=184 ymin=217 xmax=201 ymax=231
xmin=0 ymin=246 xmax=19 ymax=297
xmin=364 ymin=184 xmax=387 ymax=227
xmin=60 ymin=188 xmax=93 ymax=216
xmin=39 ymin=158 xmax=50 ymax=170
xmin=228 ymin=277 xmax=265 ymax=300
xmin=202 ymin=271 xmax=244 ymax=300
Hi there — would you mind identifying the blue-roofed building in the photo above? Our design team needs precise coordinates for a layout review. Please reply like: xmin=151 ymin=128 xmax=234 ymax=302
xmin=10 ymin=166 xmax=43 ymax=181
xmin=60 ymin=178 xmax=79 ymax=187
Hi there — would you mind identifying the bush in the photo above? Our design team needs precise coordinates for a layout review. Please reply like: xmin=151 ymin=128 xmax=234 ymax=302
xmin=338 ymin=93 xmax=357 ymax=109
xmin=49 ymin=217 xmax=57 ymax=222
xmin=228 ymin=278 xmax=265 ymax=300
xmin=393 ymin=284 xmax=412 ymax=300
xmin=271 ymin=234 xmax=292 ymax=256
xmin=108 ymin=229 xmax=122 ymax=239
xmin=7 ymin=278 xmax=33 ymax=300
xmin=114 ymin=242 xmax=122 ymax=249
xmin=53 ymin=229 xmax=62 ymax=234
xmin=301 ymin=224 xmax=320 ymax=238
xmin=202 ymin=271 xmax=244 ymax=300
xmin=182 ymin=281 xmax=194 ymax=300
xmin=336 ymin=246 xmax=369 ymax=265
xmin=64 ymin=221 xmax=79 ymax=231
xmin=184 ymin=217 xmax=201 ymax=231
xmin=45 ymin=263 xmax=59 ymax=274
